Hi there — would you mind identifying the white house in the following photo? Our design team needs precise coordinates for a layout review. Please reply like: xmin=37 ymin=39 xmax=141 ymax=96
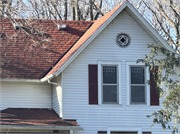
xmin=0 ymin=1 xmax=177 ymax=134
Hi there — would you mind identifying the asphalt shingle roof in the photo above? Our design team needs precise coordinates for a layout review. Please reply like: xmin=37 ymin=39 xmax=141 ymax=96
xmin=45 ymin=3 xmax=124 ymax=78
xmin=1 ymin=108 xmax=79 ymax=126
xmin=0 ymin=19 xmax=92 ymax=79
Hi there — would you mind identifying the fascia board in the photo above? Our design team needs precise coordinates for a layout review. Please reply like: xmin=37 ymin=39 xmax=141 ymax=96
xmin=0 ymin=78 xmax=41 ymax=83
xmin=40 ymin=74 xmax=56 ymax=82
xmin=53 ymin=2 xmax=128 ymax=77
xmin=126 ymin=3 xmax=175 ymax=53
xmin=0 ymin=125 xmax=83 ymax=131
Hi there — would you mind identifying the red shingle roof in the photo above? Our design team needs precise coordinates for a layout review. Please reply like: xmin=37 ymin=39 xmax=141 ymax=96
xmin=45 ymin=3 xmax=123 ymax=77
xmin=0 ymin=108 xmax=79 ymax=126
xmin=0 ymin=19 xmax=92 ymax=79
xmin=1 ymin=3 xmax=124 ymax=80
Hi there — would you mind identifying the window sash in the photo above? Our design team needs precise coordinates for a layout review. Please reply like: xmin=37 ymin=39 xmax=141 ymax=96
xmin=130 ymin=66 xmax=146 ymax=104
xmin=102 ymin=65 xmax=118 ymax=104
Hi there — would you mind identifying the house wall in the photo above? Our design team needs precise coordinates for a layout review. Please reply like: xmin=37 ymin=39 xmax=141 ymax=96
xmin=0 ymin=81 xmax=52 ymax=110
xmin=52 ymin=73 xmax=63 ymax=117
xmin=61 ymin=10 xmax=171 ymax=134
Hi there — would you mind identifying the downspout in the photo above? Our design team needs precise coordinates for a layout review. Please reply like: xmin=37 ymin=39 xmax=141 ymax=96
xmin=48 ymin=79 xmax=61 ymax=86
xmin=70 ymin=130 xmax=73 ymax=134
xmin=47 ymin=78 xmax=61 ymax=113
xmin=47 ymin=79 xmax=74 ymax=133
xmin=47 ymin=78 xmax=63 ymax=118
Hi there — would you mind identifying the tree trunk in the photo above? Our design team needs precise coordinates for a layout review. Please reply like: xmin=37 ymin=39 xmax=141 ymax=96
xmin=89 ymin=0 xmax=93 ymax=20
xmin=64 ymin=0 xmax=67 ymax=20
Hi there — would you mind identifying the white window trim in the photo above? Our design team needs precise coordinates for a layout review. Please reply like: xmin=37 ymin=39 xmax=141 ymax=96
xmin=107 ymin=126 xmax=142 ymax=134
xmin=98 ymin=61 xmax=122 ymax=105
xmin=126 ymin=62 xmax=150 ymax=106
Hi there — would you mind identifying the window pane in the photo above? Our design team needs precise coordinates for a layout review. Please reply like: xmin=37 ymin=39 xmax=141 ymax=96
xmin=103 ymin=66 xmax=117 ymax=84
xmin=131 ymin=86 xmax=145 ymax=103
xmin=103 ymin=85 xmax=117 ymax=103
xmin=131 ymin=67 xmax=144 ymax=84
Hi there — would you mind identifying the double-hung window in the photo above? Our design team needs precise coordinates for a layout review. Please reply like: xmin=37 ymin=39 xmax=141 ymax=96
xmin=98 ymin=61 xmax=121 ymax=105
xmin=130 ymin=66 xmax=146 ymax=104
xmin=126 ymin=62 xmax=150 ymax=106
xmin=102 ymin=66 xmax=118 ymax=103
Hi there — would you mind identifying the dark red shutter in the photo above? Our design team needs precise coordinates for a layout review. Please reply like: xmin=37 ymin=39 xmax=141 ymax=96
xmin=89 ymin=65 xmax=98 ymax=104
xmin=150 ymin=66 xmax=159 ymax=106
xmin=98 ymin=131 xmax=107 ymax=134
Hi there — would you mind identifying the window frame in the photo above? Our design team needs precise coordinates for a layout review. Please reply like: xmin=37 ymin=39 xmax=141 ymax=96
xmin=130 ymin=66 xmax=146 ymax=104
xmin=102 ymin=65 xmax=118 ymax=104
xmin=107 ymin=126 xmax=142 ymax=134
xmin=98 ymin=61 xmax=122 ymax=105
xmin=126 ymin=62 xmax=150 ymax=106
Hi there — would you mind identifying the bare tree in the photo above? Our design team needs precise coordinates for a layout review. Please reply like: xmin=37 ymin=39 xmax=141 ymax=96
xmin=137 ymin=1 xmax=180 ymax=133
xmin=141 ymin=0 xmax=180 ymax=49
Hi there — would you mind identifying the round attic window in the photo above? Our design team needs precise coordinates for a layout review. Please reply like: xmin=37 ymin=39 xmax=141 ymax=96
xmin=117 ymin=33 xmax=131 ymax=47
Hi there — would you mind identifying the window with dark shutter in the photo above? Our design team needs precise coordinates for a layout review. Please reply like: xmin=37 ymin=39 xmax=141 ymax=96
xmin=150 ymin=66 xmax=159 ymax=106
xmin=89 ymin=64 xmax=98 ymax=104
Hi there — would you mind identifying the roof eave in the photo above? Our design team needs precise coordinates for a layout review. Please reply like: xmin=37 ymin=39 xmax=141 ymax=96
xmin=0 ymin=78 xmax=41 ymax=83
xmin=40 ymin=74 xmax=56 ymax=82
xmin=0 ymin=125 xmax=83 ymax=132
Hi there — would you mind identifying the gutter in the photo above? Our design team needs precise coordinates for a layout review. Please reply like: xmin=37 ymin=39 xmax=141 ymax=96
xmin=0 ymin=78 xmax=41 ymax=83
xmin=47 ymin=79 xmax=61 ymax=86
xmin=40 ymin=74 xmax=56 ymax=82
xmin=0 ymin=125 xmax=83 ymax=131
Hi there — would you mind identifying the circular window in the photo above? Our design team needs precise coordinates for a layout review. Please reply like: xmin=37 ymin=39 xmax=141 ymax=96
xmin=117 ymin=33 xmax=131 ymax=47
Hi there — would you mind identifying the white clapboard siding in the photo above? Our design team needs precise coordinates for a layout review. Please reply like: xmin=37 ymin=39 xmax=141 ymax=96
xmin=52 ymin=74 xmax=63 ymax=117
xmin=61 ymin=10 xmax=172 ymax=134
xmin=0 ymin=81 xmax=51 ymax=110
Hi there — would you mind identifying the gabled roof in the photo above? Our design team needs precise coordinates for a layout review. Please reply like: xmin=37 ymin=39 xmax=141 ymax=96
xmin=0 ymin=19 xmax=92 ymax=79
xmin=0 ymin=108 xmax=83 ymax=131
xmin=42 ymin=3 xmax=124 ymax=80
xmin=1 ymin=1 xmax=175 ymax=81
xmin=41 ymin=1 xmax=175 ymax=82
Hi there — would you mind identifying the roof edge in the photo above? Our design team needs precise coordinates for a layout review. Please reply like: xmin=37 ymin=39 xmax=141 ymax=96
xmin=0 ymin=125 xmax=83 ymax=131
xmin=40 ymin=74 xmax=56 ymax=82
xmin=0 ymin=78 xmax=41 ymax=83
xmin=41 ymin=1 xmax=127 ymax=82
xmin=54 ymin=2 xmax=128 ymax=75
xmin=41 ymin=1 xmax=176 ymax=82
xmin=125 ymin=2 xmax=176 ymax=53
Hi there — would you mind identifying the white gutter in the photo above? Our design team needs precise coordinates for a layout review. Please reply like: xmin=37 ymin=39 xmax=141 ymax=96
xmin=0 ymin=78 xmax=41 ymax=83
xmin=47 ymin=79 xmax=61 ymax=86
xmin=0 ymin=125 xmax=83 ymax=131
xmin=40 ymin=74 xmax=56 ymax=82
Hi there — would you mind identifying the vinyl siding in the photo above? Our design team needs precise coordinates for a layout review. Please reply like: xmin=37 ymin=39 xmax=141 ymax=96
xmin=52 ymin=74 xmax=63 ymax=117
xmin=61 ymin=10 xmax=172 ymax=134
xmin=0 ymin=81 xmax=51 ymax=110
